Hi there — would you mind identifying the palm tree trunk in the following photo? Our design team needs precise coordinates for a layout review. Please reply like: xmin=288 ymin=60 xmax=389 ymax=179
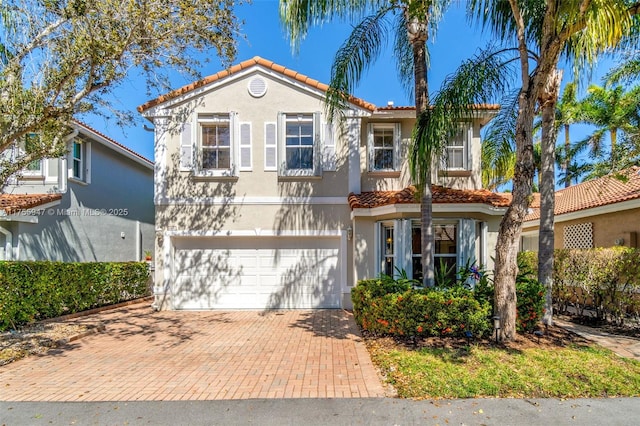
xmin=406 ymin=12 xmax=433 ymax=286
xmin=564 ymin=124 xmax=571 ymax=187
xmin=538 ymin=69 xmax=562 ymax=327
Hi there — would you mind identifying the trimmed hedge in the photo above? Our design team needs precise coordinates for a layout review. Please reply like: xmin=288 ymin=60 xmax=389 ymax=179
xmin=519 ymin=248 xmax=640 ymax=325
xmin=352 ymin=279 xmax=492 ymax=338
xmin=0 ymin=261 xmax=150 ymax=331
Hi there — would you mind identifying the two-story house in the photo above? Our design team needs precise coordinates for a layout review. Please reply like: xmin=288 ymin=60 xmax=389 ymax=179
xmin=139 ymin=56 xmax=510 ymax=310
xmin=0 ymin=121 xmax=154 ymax=262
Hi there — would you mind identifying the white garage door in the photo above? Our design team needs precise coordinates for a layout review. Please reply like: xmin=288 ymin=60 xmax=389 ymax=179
xmin=172 ymin=236 xmax=341 ymax=309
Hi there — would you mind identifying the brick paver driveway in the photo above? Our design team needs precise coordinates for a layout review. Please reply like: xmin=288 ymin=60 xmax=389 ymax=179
xmin=0 ymin=303 xmax=385 ymax=401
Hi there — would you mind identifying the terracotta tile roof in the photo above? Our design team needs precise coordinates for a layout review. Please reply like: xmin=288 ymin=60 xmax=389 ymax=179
xmin=72 ymin=120 xmax=153 ymax=166
xmin=376 ymin=104 xmax=501 ymax=111
xmin=138 ymin=56 xmax=377 ymax=113
xmin=348 ymin=185 xmax=511 ymax=209
xmin=525 ymin=167 xmax=640 ymax=221
xmin=0 ymin=193 xmax=62 ymax=215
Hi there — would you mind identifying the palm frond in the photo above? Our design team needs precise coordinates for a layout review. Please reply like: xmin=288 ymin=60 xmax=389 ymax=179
xmin=279 ymin=0 xmax=386 ymax=51
xmin=325 ymin=10 xmax=391 ymax=121
xmin=410 ymin=45 xmax=515 ymax=189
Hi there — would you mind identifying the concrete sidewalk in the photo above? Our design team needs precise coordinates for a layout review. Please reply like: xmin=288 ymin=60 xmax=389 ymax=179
xmin=2 ymin=397 xmax=640 ymax=425
xmin=555 ymin=318 xmax=640 ymax=361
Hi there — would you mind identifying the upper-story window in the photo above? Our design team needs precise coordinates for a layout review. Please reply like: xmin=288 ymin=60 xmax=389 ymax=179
xmin=444 ymin=123 xmax=471 ymax=171
xmin=179 ymin=112 xmax=251 ymax=176
xmin=72 ymin=141 xmax=83 ymax=179
xmin=23 ymin=133 xmax=43 ymax=176
xmin=368 ymin=123 xmax=401 ymax=172
xmin=198 ymin=114 xmax=231 ymax=171
xmin=285 ymin=114 xmax=314 ymax=170
xmin=277 ymin=112 xmax=322 ymax=177
xmin=69 ymin=139 xmax=90 ymax=184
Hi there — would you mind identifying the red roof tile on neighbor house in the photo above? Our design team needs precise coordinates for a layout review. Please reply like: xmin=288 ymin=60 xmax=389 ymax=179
xmin=375 ymin=104 xmax=501 ymax=111
xmin=348 ymin=186 xmax=511 ymax=209
xmin=0 ymin=193 xmax=62 ymax=215
xmin=524 ymin=167 xmax=640 ymax=221
xmin=137 ymin=56 xmax=377 ymax=113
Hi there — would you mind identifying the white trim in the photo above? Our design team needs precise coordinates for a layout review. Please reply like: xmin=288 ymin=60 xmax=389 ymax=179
xmin=155 ymin=196 xmax=347 ymax=206
xmin=523 ymin=198 xmax=640 ymax=228
xmin=351 ymin=203 xmax=508 ymax=219
xmin=165 ymin=229 xmax=342 ymax=238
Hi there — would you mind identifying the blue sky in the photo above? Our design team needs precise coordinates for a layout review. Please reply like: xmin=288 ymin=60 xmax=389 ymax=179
xmin=83 ymin=0 xmax=614 ymax=162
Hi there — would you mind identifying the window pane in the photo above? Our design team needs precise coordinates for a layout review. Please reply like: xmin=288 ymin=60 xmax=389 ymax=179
xmin=73 ymin=142 xmax=82 ymax=159
xmin=217 ymin=126 xmax=230 ymax=146
xmin=202 ymin=149 xmax=217 ymax=169
xmin=300 ymin=147 xmax=313 ymax=169
xmin=73 ymin=159 xmax=82 ymax=179
xmin=374 ymin=149 xmax=394 ymax=170
xmin=447 ymin=148 xmax=464 ymax=169
xmin=435 ymin=224 xmax=457 ymax=254
xmin=286 ymin=147 xmax=300 ymax=169
xmin=217 ymin=148 xmax=231 ymax=169
xmin=202 ymin=127 xmax=217 ymax=146
xmin=435 ymin=257 xmax=457 ymax=282
xmin=412 ymin=257 xmax=423 ymax=281
xmin=374 ymin=128 xmax=393 ymax=147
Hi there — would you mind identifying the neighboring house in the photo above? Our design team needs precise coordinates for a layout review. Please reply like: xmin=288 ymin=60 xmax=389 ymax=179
xmin=0 ymin=121 xmax=154 ymax=262
xmin=521 ymin=167 xmax=640 ymax=251
xmin=139 ymin=56 xmax=510 ymax=310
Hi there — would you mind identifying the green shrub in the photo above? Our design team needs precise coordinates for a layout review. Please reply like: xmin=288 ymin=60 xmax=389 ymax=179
xmin=0 ymin=261 xmax=150 ymax=331
xmin=352 ymin=278 xmax=492 ymax=338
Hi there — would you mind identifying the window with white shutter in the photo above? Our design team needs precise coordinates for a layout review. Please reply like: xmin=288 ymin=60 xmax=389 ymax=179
xmin=239 ymin=122 xmax=252 ymax=171
xmin=264 ymin=122 xmax=277 ymax=171
xmin=179 ymin=121 xmax=193 ymax=171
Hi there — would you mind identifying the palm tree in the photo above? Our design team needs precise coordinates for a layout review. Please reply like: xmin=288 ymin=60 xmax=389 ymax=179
xmin=576 ymin=83 xmax=640 ymax=176
xmin=280 ymin=0 xmax=450 ymax=286
xmin=418 ymin=0 xmax=639 ymax=340
xmin=555 ymin=82 xmax=582 ymax=188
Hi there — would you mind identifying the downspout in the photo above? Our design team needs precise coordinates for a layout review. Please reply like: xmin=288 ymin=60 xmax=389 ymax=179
xmin=0 ymin=225 xmax=14 ymax=260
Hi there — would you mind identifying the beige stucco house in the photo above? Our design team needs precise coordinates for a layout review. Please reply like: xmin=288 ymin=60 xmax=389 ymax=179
xmin=139 ymin=56 xmax=509 ymax=310
xmin=521 ymin=167 xmax=640 ymax=251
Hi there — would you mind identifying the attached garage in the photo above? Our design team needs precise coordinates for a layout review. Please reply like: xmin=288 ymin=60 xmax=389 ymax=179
xmin=171 ymin=236 xmax=342 ymax=309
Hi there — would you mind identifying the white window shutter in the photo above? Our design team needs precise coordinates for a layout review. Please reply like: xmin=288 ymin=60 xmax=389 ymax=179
xmin=276 ymin=112 xmax=286 ymax=172
xmin=466 ymin=124 xmax=472 ymax=170
xmin=179 ymin=122 xmax=193 ymax=171
xmin=84 ymin=142 xmax=92 ymax=184
xmin=458 ymin=219 xmax=477 ymax=284
xmin=239 ymin=122 xmax=252 ymax=171
xmin=322 ymin=121 xmax=336 ymax=172
xmin=367 ymin=123 xmax=374 ymax=171
xmin=313 ymin=111 xmax=322 ymax=175
xmin=264 ymin=122 xmax=277 ymax=171
xmin=394 ymin=122 xmax=402 ymax=171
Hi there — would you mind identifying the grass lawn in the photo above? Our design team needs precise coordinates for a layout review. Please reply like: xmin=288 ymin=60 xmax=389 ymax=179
xmin=366 ymin=328 xmax=640 ymax=399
